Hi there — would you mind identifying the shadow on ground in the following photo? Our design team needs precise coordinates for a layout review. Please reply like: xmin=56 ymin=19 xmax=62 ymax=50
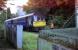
xmin=0 ymin=39 xmax=16 ymax=50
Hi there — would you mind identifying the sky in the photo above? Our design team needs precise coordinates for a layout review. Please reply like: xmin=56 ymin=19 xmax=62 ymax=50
xmin=6 ymin=0 xmax=29 ymax=14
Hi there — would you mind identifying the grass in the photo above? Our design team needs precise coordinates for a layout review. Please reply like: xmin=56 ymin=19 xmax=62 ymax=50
xmin=23 ymin=32 xmax=38 ymax=50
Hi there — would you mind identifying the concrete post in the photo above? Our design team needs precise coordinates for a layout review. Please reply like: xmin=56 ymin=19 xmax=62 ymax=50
xmin=17 ymin=25 xmax=23 ymax=48
xmin=75 ymin=0 xmax=78 ymax=27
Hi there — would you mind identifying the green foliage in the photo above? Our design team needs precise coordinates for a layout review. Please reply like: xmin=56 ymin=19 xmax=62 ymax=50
xmin=54 ymin=16 xmax=64 ymax=25
xmin=0 ymin=8 xmax=11 ymax=30
xmin=0 ymin=11 xmax=6 ymax=30
xmin=0 ymin=9 xmax=11 ymax=38
xmin=56 ymin=17 xmax=63 ymax=25
xmin=0 ymin=11 xmax=6 ymax=38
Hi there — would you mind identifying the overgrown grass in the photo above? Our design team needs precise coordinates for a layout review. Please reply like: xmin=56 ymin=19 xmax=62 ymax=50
xmin=23 ymin=32 xmax=38 ymax=50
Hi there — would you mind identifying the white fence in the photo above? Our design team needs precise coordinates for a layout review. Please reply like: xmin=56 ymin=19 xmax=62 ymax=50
xmin=4 ymin=13 xmax=33 ymax=49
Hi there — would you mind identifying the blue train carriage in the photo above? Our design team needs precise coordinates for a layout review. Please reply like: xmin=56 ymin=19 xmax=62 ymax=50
xmin=23 ymin=13 xmax=46 ymax=31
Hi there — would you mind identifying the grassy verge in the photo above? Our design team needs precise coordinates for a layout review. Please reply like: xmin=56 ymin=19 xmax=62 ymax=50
xmin=23 ymin=32 xmax=38 ymax=50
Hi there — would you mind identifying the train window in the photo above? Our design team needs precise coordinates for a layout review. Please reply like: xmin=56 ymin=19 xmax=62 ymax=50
xmin=33 ymin=15 xmax=46 ymax=27
xmin=27 ymin=16 xmax=32 ymax=26
xmin=33 ymin=15 xmax=45 ymax=21
xmin=33 ymin=16 xmax=38 ymax=21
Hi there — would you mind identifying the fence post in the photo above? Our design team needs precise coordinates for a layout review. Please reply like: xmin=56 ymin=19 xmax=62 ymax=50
xmin=75 ymin=0 xmax=78 ymax=27
xmin=16 ymin=25 xmax=23 ymax=48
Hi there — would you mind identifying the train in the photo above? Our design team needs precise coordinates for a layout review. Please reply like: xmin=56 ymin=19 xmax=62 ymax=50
xmin=23 ymin=13 xmax=46 ymax=31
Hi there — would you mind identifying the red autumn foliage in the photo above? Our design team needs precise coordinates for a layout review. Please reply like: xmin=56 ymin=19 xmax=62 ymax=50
xmin=27 ymin=0 xmax=74 ymax=8
xmin=0 ymin=0 xmax=6 ymax=10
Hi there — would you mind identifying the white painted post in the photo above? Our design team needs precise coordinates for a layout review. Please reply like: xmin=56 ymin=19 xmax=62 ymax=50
xmin=75 ymin=0 xmax=78 ymax=27
xmin=17 ymin=25 xmax=23 ymax=48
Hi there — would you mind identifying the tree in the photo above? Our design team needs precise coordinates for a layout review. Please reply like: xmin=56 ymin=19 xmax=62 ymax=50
xmin=7 ymin=8 xmax=12 ymax=19
xmin=0 ymin=0 xmax=7 ymax=10
xmin=0 ymin=0 xmax=7 ymax=38
xmin=24 ymin=0 xmax=74 ymax=9
xmin=23 ymin=0 xmax=74 ymax=14
xmin=0 ymin=10 xmax=6 ymax=38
